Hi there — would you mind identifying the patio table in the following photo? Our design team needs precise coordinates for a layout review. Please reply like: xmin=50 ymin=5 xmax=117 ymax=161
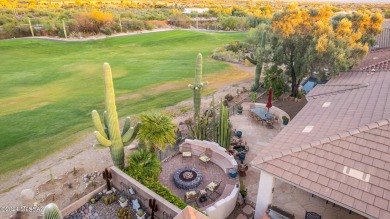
xmin=250 ymin=107 xmax=273 ymax=121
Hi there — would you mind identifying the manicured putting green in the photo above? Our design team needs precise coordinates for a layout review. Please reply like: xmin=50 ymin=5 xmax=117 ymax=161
xmin=0 ymin=30 xmax=245 ymax=174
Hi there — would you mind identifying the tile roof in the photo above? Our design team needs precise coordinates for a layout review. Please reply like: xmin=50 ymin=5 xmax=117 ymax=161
xmin=353 ymin=48 xmax=390 ymax=71
xmin=251 ymin=70 xmax=390 ymax=218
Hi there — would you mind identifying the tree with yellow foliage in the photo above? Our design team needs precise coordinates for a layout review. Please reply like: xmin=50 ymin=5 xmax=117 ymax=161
xmin=262 ymin=4 xmax=383 ymax=97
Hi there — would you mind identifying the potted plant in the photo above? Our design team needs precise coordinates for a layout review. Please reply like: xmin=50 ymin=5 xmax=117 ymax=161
xmin=237 ymin=104 xmax=243 ymax=114
xmin=282 ymin=116 xmax=289 ymax=125
xmin=137 ymin=209 xmax=146 ymax=219
xmin=118 ymin=196 xmax=128 ymax=207
xmin=236 ymin=131 xmax=243 ymax=138
xmin=239 ymin=180 xmax=248 ymax=201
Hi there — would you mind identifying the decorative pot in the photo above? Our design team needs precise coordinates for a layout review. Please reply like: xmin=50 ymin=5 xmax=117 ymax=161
xmin=236 ymin=131 xmax=242 ymax=138
xmin=237 ymin=108 xmax=243 ymax=114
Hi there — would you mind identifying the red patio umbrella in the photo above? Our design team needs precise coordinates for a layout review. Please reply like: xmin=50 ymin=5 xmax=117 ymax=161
xmin=266 ymin=87 xmax=273 ymax=112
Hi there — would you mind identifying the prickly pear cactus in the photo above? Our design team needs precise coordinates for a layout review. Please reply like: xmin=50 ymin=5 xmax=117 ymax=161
xmin=188 ymin=53 xmax=208 ymax=121
xmin=92 ymin=63 xmax=140 ymax=169
xmin=43 ymin=203 xmax=62 ymax=219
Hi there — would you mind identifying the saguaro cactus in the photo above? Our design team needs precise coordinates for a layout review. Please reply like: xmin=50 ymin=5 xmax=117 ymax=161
xmin=246 ymin=30 xmax=266 ymax=91
xmin=43 ymin=203 xmax=62 ymax=219
xmin=188 ymin=53 xmax=208 ymax=121
xmin=92 ymin=63 xmax=140 ymax=169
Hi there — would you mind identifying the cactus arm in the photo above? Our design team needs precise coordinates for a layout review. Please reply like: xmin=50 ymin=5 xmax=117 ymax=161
xmin=92 ymin=110 xmax=107 ymax=138
xmin=93 ymin=144 xmax=109 ymax=149
xmin=122 ymin=116 xmax=131 ymax=137
xmin=95 ymin=131 xmax=112 ymax=146
xmin=124 ymin=122 xmax=141 ymax=145
xmin=122 ymin=127 xmax=135 ymax=143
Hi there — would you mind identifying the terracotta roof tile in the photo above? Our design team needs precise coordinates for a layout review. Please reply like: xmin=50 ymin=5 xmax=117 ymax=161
xmin=290 ymin=175 xmax=302 ymax=185
xmin=361 ymin=155 xmax=374 ymax=165
xmin=309 ymin=182 xmax=322 ymax=193
xmin=373 ymin=159 xmax=386 ymax=169
xmin=357 ymin=181 xmax=372 ymax=193
xmin=339 ymin=183 xmax=351 ymax=194
xmin=282 ymin=171 xmax=293 ymax=181
xmin=370 ymin=185 xmax=385 ymax=199
xmin=353 ymin=200 xmax=367 ymax=212
xmin=330 ymin=190 xmax=343 ymax=203
xmin=318 ymin=175 xmax=330 ymax=186
xmin=307 ymin=172 xmax=320 ymax=182
xmin=319 ymin=186 xmax=332 ymax=197
xmin=380 ymin=179 xmax=390 ymax=190
xmin=341 ymin=195 xmax=355 ymax=207
xmin=328 ymin=180 xmax=340 ymax=190
xmin=349 ymin=187 xmax=363 ymax=199
xmin=384 ymin=190 xmax=390 ymax=200
xmin=374 ymin=196 xmax=389 ymax=210
xmin=362 ymin=192 xmax=376 ymax=206
xmin=299 ymin=178 xmax=311 ymax=188
xmin=366 ymin=205 xmax=380 ymax=218
xmin=379 ymin=210 xmax=390 ymax=219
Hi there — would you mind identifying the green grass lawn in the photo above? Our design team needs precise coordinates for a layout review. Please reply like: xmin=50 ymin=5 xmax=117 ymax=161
xmin=0 ymin=30 xmax=245 ymax=174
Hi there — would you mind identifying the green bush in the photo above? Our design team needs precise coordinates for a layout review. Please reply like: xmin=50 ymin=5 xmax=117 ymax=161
xmin=263 ymin=65 xmax=287 ymax=99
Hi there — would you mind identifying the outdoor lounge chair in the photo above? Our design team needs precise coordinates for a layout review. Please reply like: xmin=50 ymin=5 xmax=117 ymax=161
xmin=199 ymin=148 xmax=212 ymax=165
xmin=181 ymin=143 xmax=192 ymax=161
xmin=184 ymin=190 xmax=199 ymax=207
xmin=206 ymin=181 xmax=221 ymax=200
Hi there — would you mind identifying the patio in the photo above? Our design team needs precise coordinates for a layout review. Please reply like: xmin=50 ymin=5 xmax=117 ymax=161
xmin=159 ymin=153 xmax=239 ymax=209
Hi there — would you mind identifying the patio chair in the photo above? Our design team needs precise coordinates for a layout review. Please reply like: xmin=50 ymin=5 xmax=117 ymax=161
xmin=206 ymin=181 xmax=221 ymax=200
xmin=181 ymin=143 xmax=192 ymax=161
xmin=199 ymin=148 xmax=212 ymax=165
xmin=184 ymin=190 xmax=199 ymax=207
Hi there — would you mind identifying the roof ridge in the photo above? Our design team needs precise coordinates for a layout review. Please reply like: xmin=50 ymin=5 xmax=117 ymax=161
xmin=307 ymin=83 xmax=368 ymax=99
xmin=360 ymin=58 xmax=390 ymax=71
xmin=253 ymin=118 xmax=390 ymax=165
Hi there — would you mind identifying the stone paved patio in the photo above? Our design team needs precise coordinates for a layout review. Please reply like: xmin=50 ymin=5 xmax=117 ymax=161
xmin=159 ymin=153 xmax=239 ymax=209
xmin=230 ymin=102 xmax=280 ymax=204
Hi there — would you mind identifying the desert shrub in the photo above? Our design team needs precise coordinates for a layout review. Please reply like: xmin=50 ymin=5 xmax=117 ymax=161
xmin=224 ymin=93 xmax=234 ymax=102
xmin=122 ymin=19 xmax=144 ymax=31
xmin=1 ymin=22 xmax=16 ymax=37
xmin=100 ymin=27 xmax=112 ymax=35
xmin=218 ymin=16 xmax=249 ymax=31
xmin=169 ymin=14 xmax=192 ymax=28
xmin=211 ymin=47 xmax=241 ymax=63
xmin=73 ymin=10 xmax=113 ymax=33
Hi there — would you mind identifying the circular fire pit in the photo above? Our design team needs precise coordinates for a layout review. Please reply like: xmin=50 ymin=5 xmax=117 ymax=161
xmin=173 ymin=167 xmax=202 ymax=190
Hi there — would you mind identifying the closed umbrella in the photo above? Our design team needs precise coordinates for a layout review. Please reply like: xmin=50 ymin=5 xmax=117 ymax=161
xmin=266 ymin=87 xmax=273 ymax=112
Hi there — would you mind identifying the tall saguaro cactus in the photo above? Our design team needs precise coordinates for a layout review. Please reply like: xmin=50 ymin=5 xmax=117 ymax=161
xmin=246 ymin=30 xmax=266 ymax=91
xmin=92 ymin=63 xmax=140 ymax=169
xmin=188 ymin=53 xmax=208 ymax=121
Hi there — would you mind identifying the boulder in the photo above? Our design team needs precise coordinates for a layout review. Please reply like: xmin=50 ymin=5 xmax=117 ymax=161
xmin=21 ymin=189 xmax=34 ymax=202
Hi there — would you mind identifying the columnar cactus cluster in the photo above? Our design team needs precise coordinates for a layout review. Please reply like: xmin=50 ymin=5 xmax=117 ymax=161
xmin=92 ymin=63 xmax=140 ymax=169
xmin=188 ymin=53 xmax=208 ymax=121
xmin=217 ymin=100 xmax=231 ymax=150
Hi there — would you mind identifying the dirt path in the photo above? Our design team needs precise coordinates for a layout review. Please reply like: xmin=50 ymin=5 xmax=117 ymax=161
xmin=0 ymin=63 xmax=255 ymax=219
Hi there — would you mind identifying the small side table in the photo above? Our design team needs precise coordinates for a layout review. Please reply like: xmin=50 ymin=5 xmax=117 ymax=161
xmin=199 ymin=189 xmax=207 ymax=203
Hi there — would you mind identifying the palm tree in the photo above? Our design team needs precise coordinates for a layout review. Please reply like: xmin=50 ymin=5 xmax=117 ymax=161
xmin=127 ymin=149 xmax=161 ymax=181
xmin=137 ymin=112 xmax=177 ymax=152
